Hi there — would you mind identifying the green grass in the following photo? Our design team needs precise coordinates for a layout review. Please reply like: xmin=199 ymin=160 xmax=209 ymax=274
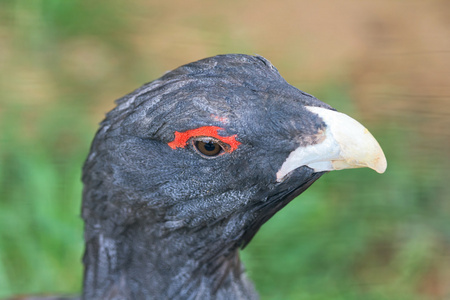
xmin=0 ymin=104 xmax=89 ymax=296
xmin=1 ymin=0 xmax=449 ymax=299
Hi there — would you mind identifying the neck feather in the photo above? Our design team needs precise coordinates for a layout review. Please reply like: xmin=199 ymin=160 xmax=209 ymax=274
xmin=82 ymin=223 xmax=258 ymax=300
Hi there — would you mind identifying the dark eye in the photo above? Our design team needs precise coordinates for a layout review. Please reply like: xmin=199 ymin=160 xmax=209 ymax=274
xmin=195 ymin=140 xmax=223 ymax=157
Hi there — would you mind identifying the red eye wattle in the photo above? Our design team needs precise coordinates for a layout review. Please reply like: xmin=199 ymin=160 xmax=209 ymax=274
xmin=168 ymin=126 xmax=241 ymax=153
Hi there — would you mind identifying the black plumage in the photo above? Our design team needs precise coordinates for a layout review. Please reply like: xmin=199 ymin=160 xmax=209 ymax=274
xmin=81 ymin=54 xmax=386 ymax=299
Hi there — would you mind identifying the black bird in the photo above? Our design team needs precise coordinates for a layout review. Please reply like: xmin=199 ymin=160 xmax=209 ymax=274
xmin=81 ymin=54 xmax=386 ymax=299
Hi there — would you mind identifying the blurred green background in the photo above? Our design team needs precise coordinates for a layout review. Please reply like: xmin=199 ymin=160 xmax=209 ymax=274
xmin=1 ymin=0 xmax=449 ymax=299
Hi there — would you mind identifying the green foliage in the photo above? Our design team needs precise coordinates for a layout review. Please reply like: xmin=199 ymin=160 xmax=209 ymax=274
xmin=0 ymin=104 xmax=88 ymax=296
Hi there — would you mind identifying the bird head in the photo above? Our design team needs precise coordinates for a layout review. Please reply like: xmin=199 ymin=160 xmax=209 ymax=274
xmin=81 ymin=54 xmax=386 ymax=298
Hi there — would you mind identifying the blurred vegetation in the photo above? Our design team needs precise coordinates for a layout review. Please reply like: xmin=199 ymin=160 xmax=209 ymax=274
xmin=1 ymin=0 xmax=449 ymax=299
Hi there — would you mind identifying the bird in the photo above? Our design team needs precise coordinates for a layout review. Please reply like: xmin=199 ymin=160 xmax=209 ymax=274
xmin=81 ymin=54 xmax=387 ymax=299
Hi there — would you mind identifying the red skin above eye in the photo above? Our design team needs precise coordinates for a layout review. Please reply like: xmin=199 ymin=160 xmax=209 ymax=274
xmin=168 ymin=126 xmax=241 ymax=152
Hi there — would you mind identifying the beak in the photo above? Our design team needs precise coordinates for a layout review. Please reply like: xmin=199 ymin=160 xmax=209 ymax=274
xmin=276 ymin=106 xmax=387 ymax=182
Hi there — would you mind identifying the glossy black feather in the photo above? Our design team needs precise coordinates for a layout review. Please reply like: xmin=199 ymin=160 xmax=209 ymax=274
xmin=82 ymin=54 xmax=333 ymax=299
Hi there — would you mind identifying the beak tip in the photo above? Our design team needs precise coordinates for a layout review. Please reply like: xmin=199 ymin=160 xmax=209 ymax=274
xmin=376 ymin=161 xmax=388 ymax=174
xmin=371 ymin=153 xmax=387 ymax=174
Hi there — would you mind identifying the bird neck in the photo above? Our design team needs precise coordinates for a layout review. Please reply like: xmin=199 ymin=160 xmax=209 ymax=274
xmin=82 ymin=224 xmax=258 ymax=299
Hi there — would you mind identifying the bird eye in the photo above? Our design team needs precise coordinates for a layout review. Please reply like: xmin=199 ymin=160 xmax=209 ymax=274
xmin=194 ymin=140 xmax=223 ymax=157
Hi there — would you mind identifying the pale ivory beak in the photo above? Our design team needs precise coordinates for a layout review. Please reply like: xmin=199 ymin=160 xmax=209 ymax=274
xmin=276 ymin=106 xmax=387 ymax=182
